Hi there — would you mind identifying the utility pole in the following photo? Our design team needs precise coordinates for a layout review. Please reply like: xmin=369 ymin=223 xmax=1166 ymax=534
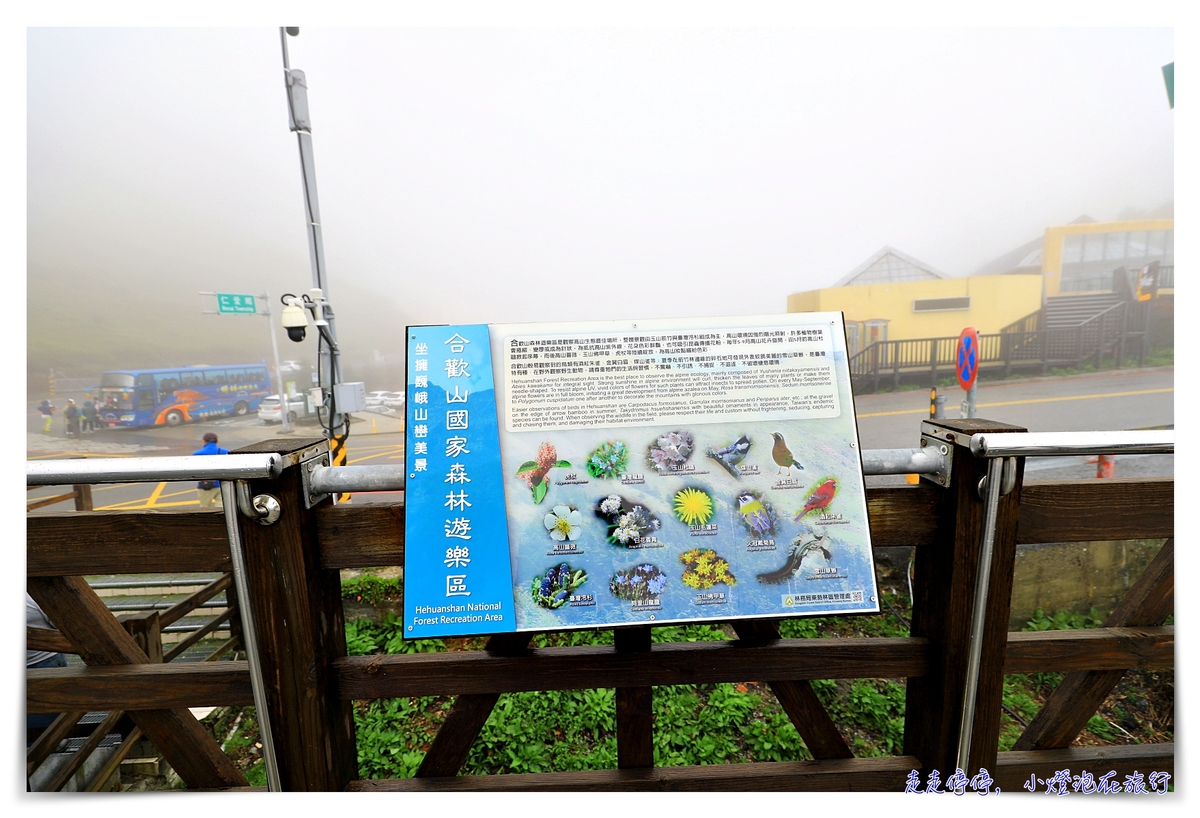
xmin=261 ymin=290 xmax=294 ymax=434
xmin=280 ymin=27 xmax=348 ymax=472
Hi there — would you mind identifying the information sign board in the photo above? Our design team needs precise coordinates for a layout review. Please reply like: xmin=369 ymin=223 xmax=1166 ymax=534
xmin=216 ymin=293 xmax=257 ymax=314
xmin=956 ymin=327 xmax=980 ymax=391
xmin=403 ymin=312 xmax=879 ymax=638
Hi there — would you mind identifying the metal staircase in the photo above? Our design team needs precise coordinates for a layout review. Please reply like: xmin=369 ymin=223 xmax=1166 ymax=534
xmin=1044 ymin=292 xmax=1124 ymax=328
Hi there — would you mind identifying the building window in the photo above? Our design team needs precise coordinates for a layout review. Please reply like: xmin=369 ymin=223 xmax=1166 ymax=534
xmin=1062 ymin=234 xmax=1083 ymax=264
xmin=1104 ymin=231 xmax=1127 ymax=260
xmin=913 ymin=296 xmax=971 ymax=312
xmin=844 ymin=322 xmax=860 ymax=356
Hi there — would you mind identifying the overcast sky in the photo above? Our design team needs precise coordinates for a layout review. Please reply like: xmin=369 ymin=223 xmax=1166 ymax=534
xmin=26 ymin=25 xmax=1174 ymax=334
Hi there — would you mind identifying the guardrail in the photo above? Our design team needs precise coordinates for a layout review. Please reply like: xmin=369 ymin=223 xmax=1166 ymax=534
xmin=27 ymin=426 xmax=1174 ymax=792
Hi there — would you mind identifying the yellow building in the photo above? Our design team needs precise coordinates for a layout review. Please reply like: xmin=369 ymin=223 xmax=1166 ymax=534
xmin=974 ymin=216 xmax=1174 ymax=297
xmin=787 ymin=246 xmax=1043 ymax=355
xmin=789 ymin=218 xmax=1173 ymax=355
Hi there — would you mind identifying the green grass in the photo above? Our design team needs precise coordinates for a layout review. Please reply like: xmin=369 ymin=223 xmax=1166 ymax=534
xmin=210 ymin=581 xmax=1171 ymax=780
xmin=343 ymin=593 xmax=917 ymax=778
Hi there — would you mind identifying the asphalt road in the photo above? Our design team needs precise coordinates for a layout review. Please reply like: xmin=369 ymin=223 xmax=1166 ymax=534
xmin=28 ymin=366 xmax=1172 ymax=510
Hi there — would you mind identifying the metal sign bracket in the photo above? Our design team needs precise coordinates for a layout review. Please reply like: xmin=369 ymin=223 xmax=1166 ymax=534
xmin=302 ymin=449 xmax=332 ymax=508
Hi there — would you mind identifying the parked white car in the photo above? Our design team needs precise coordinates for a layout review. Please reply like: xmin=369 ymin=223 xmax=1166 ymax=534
xmin=258 ymin=394 xmax=306 ymax=424
xmin=382 ymin=391 xmax=406 ymax=409
xmin=365 ymin=390 xmax=392 ymax=407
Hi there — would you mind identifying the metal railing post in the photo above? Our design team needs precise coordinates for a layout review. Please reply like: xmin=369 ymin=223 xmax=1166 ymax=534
xmin=221 ymin=478 xmax=282 ymax=791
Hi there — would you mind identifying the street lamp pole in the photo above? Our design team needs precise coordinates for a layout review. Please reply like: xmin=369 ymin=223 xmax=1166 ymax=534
xmin=279 ymin=27 xmax=348 ymax=466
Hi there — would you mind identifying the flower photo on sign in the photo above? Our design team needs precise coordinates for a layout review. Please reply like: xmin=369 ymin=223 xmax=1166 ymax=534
xmin=673 ymin=487 xmax=714 ymax=526
xmin=595 ymin=494 xmax=661 ymax=547
xmin=515 ymin=441 xmax=571 ymax=504
xmin=543 ymin=504 xmax=583 ymax=542
xmin=609 ymin=563 xmax=667 ymax=603
xmin=586 ymin=441 xmax=629 ymax=479
xmin=679 ymin=548 xmax=737 ymax=590
xmin=646 ymin=430 xmax=694 ymax=473
xmin=531 ymin=563 xmax=588 ymax=609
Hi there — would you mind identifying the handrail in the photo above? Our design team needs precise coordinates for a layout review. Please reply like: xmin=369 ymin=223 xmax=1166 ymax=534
xmin=27 ymin=433 xmax=1173 ymax=492
xmin=969 ymin=430 xmax=1174 ymax=458
xmin=27 ymin=454 xmax=284 ymax=486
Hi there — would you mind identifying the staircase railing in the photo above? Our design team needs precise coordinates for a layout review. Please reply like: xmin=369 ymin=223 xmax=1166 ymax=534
xmin=849 ymin=300 xmax=1132 ymax=392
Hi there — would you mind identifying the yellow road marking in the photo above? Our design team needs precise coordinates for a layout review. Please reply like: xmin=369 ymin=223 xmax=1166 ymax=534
xmin=348 ymin=448 xmax=405 ymax=465
xmin=144 ymin=481 xmax=168 ymax=508
xmin=96 ymin=486 xmax=201 ymax=511
xmin=855 ymin=387 xmax=1174 ymax=418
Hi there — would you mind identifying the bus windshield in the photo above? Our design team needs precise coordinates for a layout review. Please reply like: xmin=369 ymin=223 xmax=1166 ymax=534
xmin=100 ymin=372 xmax=136 ymax=389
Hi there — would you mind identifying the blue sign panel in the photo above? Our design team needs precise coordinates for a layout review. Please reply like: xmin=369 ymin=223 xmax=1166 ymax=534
xmin=403 ymin=325 xmax=516 ymax=638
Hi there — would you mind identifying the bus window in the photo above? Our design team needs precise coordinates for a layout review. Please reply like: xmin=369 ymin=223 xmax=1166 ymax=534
xmin=136 ymin=373 xmax=156 ymax=388
xmin=138 ymin=390 xmax=155 ymax=411
xmin=155 ymin=373 xmax=180 ymax=401
xmin=228 ymin=368 xmax=245 ymax=384
xmin=205 ymin=370 xmax=227 ymax=385
xmin=248 ymin=368 xmax=268 ymax=383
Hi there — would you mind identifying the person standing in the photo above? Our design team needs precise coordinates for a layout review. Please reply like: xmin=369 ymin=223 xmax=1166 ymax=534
xmin=63 ymin=400 xmax=80 ymax=438
xmin=38 ymin=399 xmax=54 ymax=433
xmin=194 ymin=432 xmax=229 ymax=509
xmin=81 ymin=399 xmax=99 ymax=434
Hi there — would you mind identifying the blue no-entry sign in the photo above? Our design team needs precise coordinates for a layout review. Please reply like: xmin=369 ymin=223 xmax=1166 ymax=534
xmin=956 ymin=327 xmax=979 ymax=391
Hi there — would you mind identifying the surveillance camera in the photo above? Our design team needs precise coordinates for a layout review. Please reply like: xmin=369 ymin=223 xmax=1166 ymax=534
xmin=280 ymin=295 xmax=309 ymax=343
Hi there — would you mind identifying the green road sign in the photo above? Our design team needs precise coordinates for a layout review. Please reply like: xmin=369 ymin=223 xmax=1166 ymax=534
xmin=1163 ymin=63 xmax=1173 ymax=109
xmin=217 ymin=293 xmax=257 ymax=314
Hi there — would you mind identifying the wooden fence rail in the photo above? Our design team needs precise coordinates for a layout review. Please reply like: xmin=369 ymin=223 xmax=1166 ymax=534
xmin=26 ymin=421 xmax=1173 ymax=791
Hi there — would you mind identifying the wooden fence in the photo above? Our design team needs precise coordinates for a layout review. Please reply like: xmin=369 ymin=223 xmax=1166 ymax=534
xmin=26 ymin=419 xmax=1173 ymax=791
xmin=849 ymin=305 xmax=1131 ymax=393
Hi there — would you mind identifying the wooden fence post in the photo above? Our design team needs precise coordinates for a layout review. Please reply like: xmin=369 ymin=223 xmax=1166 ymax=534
xmin=614 ymin=625 xmax=654 ymax=770
xmin=230 ymin=438 xmax=358 ymax=791
xmin=903 ymin=418 xmax=1027 ymax=782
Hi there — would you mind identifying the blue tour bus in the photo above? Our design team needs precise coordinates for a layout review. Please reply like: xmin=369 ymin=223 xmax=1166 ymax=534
xmin=96 ymin=364 xmax=272 ymax=427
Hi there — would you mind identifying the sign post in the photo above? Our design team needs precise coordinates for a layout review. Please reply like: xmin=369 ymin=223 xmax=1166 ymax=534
xmin=956 ymin=327 xmax=979 ymax=419
xmin=199 ymin=291 xmax=292 ymax=433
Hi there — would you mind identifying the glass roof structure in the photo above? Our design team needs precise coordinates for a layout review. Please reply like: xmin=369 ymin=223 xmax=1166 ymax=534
xmin=832 ymin=246 xmax=950 ymax=287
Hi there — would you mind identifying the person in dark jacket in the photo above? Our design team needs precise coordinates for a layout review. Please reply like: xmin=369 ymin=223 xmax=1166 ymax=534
xmin=194 ymin=432 xmax=229 ymax=508
xmin=63 ymin=400 xmax=80 ymax=438
xmin=80 ymin=400 xmax=99 ymax=434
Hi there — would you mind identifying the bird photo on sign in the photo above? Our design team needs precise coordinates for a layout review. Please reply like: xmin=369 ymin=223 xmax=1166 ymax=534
xmin=770 ymin=432 xmax=806 ymax=476
xmin=794 ymin=477 xmax=838 ymax=521
xmin=706 ymin=434 xmax=753 ymax=477
xmin=734 ymin=489 xmax=777 ymax=537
